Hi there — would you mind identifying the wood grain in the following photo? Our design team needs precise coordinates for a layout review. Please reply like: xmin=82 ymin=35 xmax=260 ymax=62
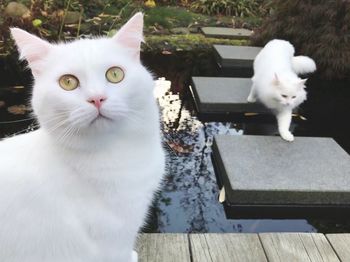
xmin=259 ymin=233 xmax=339 ymax=262
xmin=136 ymin=233 xmax=191 ymax=262
xmin=190 ymin=233 xmax=267 ymax=262
xmin=326 ymin=234 xmax=350 ymax=261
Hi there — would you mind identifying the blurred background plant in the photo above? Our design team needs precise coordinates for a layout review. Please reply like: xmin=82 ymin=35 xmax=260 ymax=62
xmin=252 ymin=0 xmax=350 ymax=80
xmin=0 ymin=0 xmax=271 ymax=54
xmin=1 ymin=0 xmax=267 ymax=85
xmin=190 ymin=0 xmax=267 ymax=17
xmin=7 ymin=0 xmax=349 ymax=79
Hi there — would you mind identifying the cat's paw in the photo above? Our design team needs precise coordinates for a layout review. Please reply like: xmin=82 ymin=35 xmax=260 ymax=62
xmin=280 ymin=132 xmax=294 ymax=142
xmin=131 ymin=251 xmax=138 ymax=262
xmin=247 ymin=95 xmax=257 ymax=103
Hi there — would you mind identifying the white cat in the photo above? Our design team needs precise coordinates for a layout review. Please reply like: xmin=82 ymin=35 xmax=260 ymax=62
xmin=247 ymin=39 xmax=316 ymax=141
xmin=0 ymin=13 xmax=164 ymax=262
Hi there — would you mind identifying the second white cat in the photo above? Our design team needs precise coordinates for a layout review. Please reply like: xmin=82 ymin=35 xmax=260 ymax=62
xmin=248 ymin=39 xmax=316 ymax=141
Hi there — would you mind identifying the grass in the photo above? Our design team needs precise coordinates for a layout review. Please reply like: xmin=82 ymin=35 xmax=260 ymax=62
xmin=144 ymin=6 xmax=210 ymax=29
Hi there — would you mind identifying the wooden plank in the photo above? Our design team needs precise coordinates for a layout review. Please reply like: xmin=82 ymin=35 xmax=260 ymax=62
xmin=136 ymin=233 xmax=191 ymax=262
xmin=259 ymin=233 xmax=339 ymax=262
xmin=326 ymin=234 xmax=350 ymax=261
xmin=190 ymin=233 xmax=267 ymax=262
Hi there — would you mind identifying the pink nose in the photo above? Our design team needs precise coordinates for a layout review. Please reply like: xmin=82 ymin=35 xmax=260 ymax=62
xmin=88 ymin=96 xmax=107 ymax=109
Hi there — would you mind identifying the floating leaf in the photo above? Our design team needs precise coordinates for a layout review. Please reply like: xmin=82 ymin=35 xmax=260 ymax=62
xmin=219 ymin=187 xmax=226 ymax=203
xmin=292 ymin=114 xmax=307 ymax=120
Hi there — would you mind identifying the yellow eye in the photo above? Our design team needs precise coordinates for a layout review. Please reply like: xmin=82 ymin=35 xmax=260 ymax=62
xmin=59 ymin=75 xmax=79 ymax=91
xmin=106 ymin=67 xmax=124 ymax=83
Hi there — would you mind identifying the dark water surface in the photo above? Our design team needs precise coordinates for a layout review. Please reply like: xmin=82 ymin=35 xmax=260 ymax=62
xmin=0 ymin=52 xmax=349 ymax=233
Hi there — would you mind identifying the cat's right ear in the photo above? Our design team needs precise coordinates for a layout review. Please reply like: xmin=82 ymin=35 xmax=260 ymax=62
xmin=10 ymin=28 xmax=52 ymax=76
xmin=112 ymin=12 xmax=144 ymax=60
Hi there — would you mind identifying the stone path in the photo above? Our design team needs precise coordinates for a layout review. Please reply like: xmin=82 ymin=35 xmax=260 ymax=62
xmin=214 ymin=45 xmax=261 ymax=68
xmin=201 ymin=27 xmax=253 ymax=40
xmin=190 ymin=76 xmax=269 ymax=120
xmin=212 ymin=135 xmax=350 ymax=218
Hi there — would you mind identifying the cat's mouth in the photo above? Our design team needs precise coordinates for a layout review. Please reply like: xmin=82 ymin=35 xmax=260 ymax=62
xmin=90 ymin=113 xmax=113 ymax=125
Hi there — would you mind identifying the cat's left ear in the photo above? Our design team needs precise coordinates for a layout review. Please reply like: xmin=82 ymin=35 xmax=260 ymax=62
xmin=112 ymin=12 xmax=144 ymax=60
xmin=10 ymin=28 xmax=52 ymax=76
xmin=299 ymin=78 xmax=307 ymax=88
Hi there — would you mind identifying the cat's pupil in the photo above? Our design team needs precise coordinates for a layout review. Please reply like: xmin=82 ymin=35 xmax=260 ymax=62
xmin=292 ymin=96 xmax=296 ymax=99
xmin=282 ymin=94 xmax=288 ymax=98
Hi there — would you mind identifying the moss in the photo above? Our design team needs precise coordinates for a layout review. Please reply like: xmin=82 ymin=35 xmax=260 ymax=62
xmin=144 ymin=34 xmax=248 ymax=52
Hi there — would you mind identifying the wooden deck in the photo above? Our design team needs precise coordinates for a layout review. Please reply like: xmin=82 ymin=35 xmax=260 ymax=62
xmin=137 ymin=233 xmax=350 ymax=261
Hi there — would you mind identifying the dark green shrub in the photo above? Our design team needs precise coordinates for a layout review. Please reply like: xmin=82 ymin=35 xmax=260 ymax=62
xmin=252 ymin=0 xmax=350 ymax=80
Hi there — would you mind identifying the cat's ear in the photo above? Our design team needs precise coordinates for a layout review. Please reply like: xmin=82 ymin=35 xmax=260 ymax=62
xmin=299 ymin=78 xmax=307 ymax=88
xmin=272 ymin=73 xmax=280 ymax=86
xmin=10 ymin=28 xmax=52 ymax=76
xmin=112 ymin=12 xmax=144 ymax=59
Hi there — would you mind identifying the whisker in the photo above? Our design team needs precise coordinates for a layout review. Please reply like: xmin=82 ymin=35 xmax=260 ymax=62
xmin=0 ymin=117 xmax=36 ymax=124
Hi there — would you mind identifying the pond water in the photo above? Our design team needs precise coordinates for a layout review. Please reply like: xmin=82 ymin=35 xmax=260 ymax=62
xmin=0 ymin=52 xmax=349 ymax=233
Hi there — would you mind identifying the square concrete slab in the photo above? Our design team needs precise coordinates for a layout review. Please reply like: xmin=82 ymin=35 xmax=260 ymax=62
xmin=214 ymin=45 xmax=261 ymax=68
xmin=201 ymin=27 xmax=253 ymax=40
xmin=190 ymin=77 xmax=269 ymax=116
xmin=212 ymin=135 xmax=350 ymax=206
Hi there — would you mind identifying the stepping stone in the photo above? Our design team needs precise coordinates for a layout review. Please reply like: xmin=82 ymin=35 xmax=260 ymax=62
xmin=213 ymin=45 xmax=261 ymax=77
xmin=190 ymin=77 xmax=270 ymax=120
xmin=201 ymin=27 xmax=253 ymax=40
xmin=212 ymin=135 xmax=350 ymax=218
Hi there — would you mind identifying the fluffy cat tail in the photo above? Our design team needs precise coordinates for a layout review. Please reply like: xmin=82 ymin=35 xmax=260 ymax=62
xmin=291 ymin=56 xmax=316 ymax=74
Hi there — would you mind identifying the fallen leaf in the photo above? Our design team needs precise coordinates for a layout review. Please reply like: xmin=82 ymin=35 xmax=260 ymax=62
xmin=7 ymin=105 xmax=30 ymax=115
xmin=167 ymin=141 xmax=193 ymax=154
xmin=244 ymin=112 xmax=259 ymax=116
xmin=162 ymin=50 xmax=172 ymax=55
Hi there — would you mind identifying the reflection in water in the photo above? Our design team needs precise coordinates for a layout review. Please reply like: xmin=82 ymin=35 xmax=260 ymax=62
xmin=149 ymin=78 xmax=316 ymax=233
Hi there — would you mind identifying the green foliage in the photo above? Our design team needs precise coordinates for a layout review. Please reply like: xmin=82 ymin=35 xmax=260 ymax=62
xmin=145 ymin=6 xmax=199 ymax=28
xmin=252 ymin=0 xmax=350 ymax=80
xmin=190 ymin=0 xmax=264 ymax=17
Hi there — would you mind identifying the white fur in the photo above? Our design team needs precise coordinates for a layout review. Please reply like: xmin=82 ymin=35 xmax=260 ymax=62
xmin=0 ymin=13 xmax=164 ymax=262
xmin=292 ymin=56 xmax=316 ymax=75
xmin=248 ymin=39 xmax=316 ymax=141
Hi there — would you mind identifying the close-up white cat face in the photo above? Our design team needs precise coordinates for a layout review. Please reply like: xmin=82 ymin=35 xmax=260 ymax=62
xmin=10 ymin=13 xmax=154 ymax=137
xmin=272 ymin=74 xmax=307 ymax=108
